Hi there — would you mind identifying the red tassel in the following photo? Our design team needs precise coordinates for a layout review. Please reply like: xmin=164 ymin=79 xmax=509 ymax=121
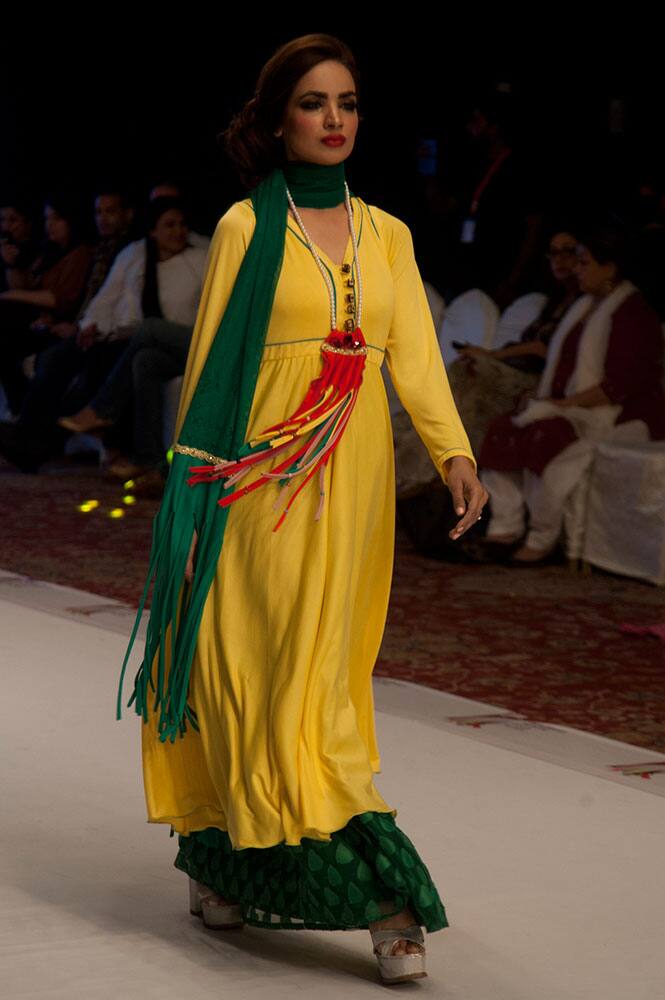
xmin=186 ymin=327 xmax=368 ymax=530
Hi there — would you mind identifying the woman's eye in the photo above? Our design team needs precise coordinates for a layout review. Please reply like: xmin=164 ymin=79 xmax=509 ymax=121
xmin=300 ymin=101 xmax=358 ymax=112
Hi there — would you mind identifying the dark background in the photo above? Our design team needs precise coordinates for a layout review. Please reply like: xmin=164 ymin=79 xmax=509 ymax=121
xmin=2 ymin=23 xmax=662 ymax=238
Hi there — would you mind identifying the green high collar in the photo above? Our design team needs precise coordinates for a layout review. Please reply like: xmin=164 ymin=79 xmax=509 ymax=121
xmin=282 ymin=158 xmax=347 ymax=207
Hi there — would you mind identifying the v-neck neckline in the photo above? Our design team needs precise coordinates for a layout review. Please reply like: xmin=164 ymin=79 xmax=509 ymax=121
xmin=287 ymin=198 xmax=355 ymax=270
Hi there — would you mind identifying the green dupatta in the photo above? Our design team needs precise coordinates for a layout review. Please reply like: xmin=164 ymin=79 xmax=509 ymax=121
xmin=116 ymin=160 xmax=350 ymax=744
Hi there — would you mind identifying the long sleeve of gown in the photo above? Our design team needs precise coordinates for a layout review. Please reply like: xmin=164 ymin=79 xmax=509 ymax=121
xmin=173 ymin=201 xmax=256 ymax=443
xmin=383 ymin=215 xmax=477 ymax=485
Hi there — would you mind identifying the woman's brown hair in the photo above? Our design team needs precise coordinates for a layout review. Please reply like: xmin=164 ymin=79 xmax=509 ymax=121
xmin=221 ymin=33 xmax=362 ymax=191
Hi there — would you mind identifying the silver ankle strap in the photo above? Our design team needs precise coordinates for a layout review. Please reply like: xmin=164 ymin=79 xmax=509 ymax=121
xmin=370 ymin=923 xmax=424 ymax=946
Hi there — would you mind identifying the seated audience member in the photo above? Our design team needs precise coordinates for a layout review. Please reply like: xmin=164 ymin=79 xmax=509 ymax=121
xmin=0 ymin=196 xmax=41 ymax=292
xmin=446 ymin=228 xmax=582 ymax=456
xmin=0 ymin=193 xmax=94 ymax=415
xmin=473 ymin=225 xmax=665 ymax=566
xmin=0 ymin=189 xmax=134 ymax=462
xmin=0 ymin=197 xmax=206 ymax=483
xmin=145 ymin=175 xmax=210 ymax=250
xmin=57 ymin=196 xmax=208 ymax=493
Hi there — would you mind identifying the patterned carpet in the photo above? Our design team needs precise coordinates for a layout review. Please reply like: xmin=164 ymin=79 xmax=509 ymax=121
xmin=1 ymin=461 xmax=663 ymax=752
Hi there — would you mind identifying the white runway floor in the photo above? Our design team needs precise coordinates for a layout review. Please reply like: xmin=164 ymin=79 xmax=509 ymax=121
xmin=1 ymin=573 xmax=665 ymax=999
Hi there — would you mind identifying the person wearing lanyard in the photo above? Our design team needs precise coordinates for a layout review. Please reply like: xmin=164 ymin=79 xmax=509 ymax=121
xmin=458 ymin=95 xmax=544 ymax=310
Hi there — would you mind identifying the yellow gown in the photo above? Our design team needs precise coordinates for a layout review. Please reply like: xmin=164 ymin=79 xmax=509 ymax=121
xmin=138 ymin=193 xmax=477 ymax=930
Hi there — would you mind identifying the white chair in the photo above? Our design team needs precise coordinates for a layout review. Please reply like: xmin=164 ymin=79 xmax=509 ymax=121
xmin=580 ymin=439 xmax=665 ymax=585
xmin=556 ymin=418 xmax=651 ymax=561
xmin=439 ymin=289 xmax=499 ymax=368
xmin=562 ymin=463 xmax=599 ymax=562
xmin=564 ymin=323 xmax=665 ymax=574
xmin=493 ymin=293 xmax=548 ymax=350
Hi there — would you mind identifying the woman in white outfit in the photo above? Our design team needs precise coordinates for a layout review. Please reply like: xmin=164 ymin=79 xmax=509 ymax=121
xmin=475 ymin=225 xmax=665 ymax=566
xmin=59 ymin=197 xmax=209 ymax=487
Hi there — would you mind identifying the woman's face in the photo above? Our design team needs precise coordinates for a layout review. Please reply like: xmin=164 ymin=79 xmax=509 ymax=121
xmin=0 ymin=206 xmax=31 ymax=242
xmin=275 ymin=59 xmax=359 ymax=166
xmin=546 ymin=232 xmax=579 ymax=282
xmin=150 ymin=209 xmax=188 ymax=255
xmin=574 ymin=244 xmax=618 ymax=295
xmin=44 ymin=206 xmax=71 ymax=246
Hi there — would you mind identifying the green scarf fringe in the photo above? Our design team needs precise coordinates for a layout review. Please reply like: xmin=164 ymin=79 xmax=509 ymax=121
xmin=115 ymin=452 xmax=231 ymax=742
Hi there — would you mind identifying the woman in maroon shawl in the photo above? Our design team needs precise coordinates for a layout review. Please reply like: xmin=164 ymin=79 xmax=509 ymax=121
xmin=474 ymin=225 xmax=665 ymax=565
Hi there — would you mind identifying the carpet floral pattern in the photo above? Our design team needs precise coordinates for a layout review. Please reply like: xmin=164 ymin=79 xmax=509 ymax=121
xmin=1 ymin=465 xmax=663 ymax=752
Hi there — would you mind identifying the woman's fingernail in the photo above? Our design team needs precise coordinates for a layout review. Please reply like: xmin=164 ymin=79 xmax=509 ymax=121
xmin=456 ymin=507 xmax=464 ymax=515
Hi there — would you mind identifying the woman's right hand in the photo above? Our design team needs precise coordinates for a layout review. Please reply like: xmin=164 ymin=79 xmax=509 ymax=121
xmin=185 ymin=529 xmax=198 ymax=583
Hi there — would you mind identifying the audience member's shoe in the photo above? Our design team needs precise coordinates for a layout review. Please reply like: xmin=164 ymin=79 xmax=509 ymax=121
xmin=105 ymin=457 xmax=156 ymax=481
xmin=0 ymin=422 xmax=51 ymax=473
xmin=461 ymin=532 xmax=526 ymax=564
xmin=58 ymin=406 xmax=115 ymax=434
xmin=507 ymin=543 xmax=559 ymax=567
xmin=481 ymin=532 xmax=524 ymax=545
xmin=130 ymin=468 xmax=166 ymax=499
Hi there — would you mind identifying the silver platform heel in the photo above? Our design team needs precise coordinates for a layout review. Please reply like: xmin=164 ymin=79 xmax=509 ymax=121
xmin=369 ymin=923 xmax=427 ymax=984
xmin=188 ymin=877 xmax=244 ymax=929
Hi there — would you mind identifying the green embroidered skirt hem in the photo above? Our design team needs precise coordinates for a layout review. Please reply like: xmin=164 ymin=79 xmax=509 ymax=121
xmin=174 ymin=809 xmax=449 ymax=932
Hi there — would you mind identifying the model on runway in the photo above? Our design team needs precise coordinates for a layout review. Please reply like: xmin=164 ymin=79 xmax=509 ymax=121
xmin=117 ymin=32 xmax=487 ymax=985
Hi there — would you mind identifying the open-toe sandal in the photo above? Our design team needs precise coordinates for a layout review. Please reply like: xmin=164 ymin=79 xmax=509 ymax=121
xmin=370 ymin=923 xmax=427 ymax=984
xmin=188 ymin=876 xmax=244 ymax=929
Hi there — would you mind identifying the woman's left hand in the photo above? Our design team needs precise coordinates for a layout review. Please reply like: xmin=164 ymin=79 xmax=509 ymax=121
xmin=443 ymin=456 xmax=489 ymax=540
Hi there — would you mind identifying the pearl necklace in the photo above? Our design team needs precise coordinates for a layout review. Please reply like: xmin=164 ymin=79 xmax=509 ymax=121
xmin=185 ymin=180 xmax=369 ymax=533
xmin=285 ymin=181 xmax=363 ymax=331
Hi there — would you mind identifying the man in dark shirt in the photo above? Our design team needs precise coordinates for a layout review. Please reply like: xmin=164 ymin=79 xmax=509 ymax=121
xmin=453 ymin=92 xmax=545 ymax=309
